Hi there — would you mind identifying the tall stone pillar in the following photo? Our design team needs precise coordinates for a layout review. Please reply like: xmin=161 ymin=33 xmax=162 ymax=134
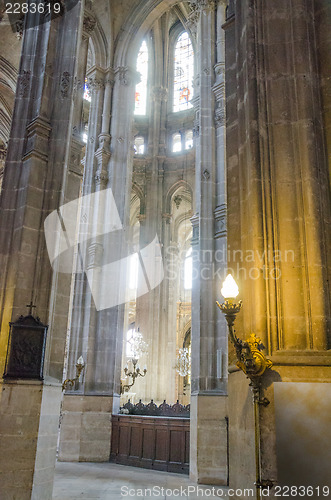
xmin=0 ymin=3 xmax=83 ymax=498
xmin=224 ymin=0 xmax=331 ymax=494
xmin=189 ymin=0 xmax=228 ymax=485
xmin=58 ymin=64 xmax=137 ymax=462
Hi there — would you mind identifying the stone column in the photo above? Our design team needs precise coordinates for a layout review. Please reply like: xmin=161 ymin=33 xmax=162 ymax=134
xmin=189 ymin=0 xmax=228 ymax=485
xmin=224 ymin=0 xmax=331 ymax=493
xmin=59 ymin=64 xmax=137 ymax=461
xmin=0 ymin=2 xmax=83 ymax=498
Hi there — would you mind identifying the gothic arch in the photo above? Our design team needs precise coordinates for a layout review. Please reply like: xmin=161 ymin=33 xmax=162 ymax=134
xmin=113 ymin=0 xmax=188 ymax=70
xmin=132 ymin=182 xmax=146 ymax=215
xmin=88 ymin=17 xmax=108 ymax=69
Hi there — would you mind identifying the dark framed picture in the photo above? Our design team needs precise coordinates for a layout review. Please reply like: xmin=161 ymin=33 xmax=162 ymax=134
xmin=3 ymin=315 xmax=48 ymax=380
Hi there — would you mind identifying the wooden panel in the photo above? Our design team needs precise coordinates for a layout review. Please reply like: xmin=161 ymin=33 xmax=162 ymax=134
xmin=169 ymin=430 xmax=182 ymax=463
xmin=185 ymin=430 xmax=190 ymax=464
xmin=142 ymin=428 xmax=155 ymax=459
xmin=129 ymin=426 xmax=142 ymax=458
xmin=110 ymin=415 xmax=189 ymax=474
xmin=118 ymin=425 xmax=129 ymax=456
xmin=155 ymin=429 xmax=168 ymax=462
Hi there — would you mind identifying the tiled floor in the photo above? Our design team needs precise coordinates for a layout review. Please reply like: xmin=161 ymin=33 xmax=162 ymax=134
xmin=53 ymin=462 xmax=228 ymax=499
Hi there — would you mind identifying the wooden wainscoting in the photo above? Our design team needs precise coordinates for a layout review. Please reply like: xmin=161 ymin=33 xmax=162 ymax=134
xmin=110 ymin=415 xmax=190 ymax=474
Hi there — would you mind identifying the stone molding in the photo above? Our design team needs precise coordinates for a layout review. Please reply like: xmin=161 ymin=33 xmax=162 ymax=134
xmin=22 ymin=116 xmax=51 ymax=162
xmin=214 ymin=106 xmax=225 ymax=128
xmin=190 ymin=213 xmax=199 ymax=245
xmin=87 ymin=242 xmax=103 ymax=269
xmin=68 ymin=136 xmax=85 ymax=176
xmin=60 ymin=71 xmax=71 ymax=98
xmin=18 ymin=69 xmax=31 ymax=98
xmin=214 ymin=204 xmax=227 ymax=238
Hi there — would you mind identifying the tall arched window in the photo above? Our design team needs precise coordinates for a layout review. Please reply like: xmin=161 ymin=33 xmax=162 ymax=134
xmin=135 ymin=41 xmax=148 ymax=115
xmin=173 ymin=32 xmax=194 ymax=112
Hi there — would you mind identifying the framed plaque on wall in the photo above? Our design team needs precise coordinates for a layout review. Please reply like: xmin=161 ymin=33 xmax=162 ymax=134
xmin=3 ymin=314 xmax=48 ymax=380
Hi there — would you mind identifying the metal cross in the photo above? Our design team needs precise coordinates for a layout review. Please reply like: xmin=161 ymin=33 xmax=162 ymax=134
xmin=26 ymin=301 xmax=36 ymax=315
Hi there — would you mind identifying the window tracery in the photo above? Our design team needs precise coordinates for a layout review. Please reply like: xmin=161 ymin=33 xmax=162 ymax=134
xmin=135 ymin=41 xmax=148 ymax=115
xmin=173 ymin=32 xmax=194 ymax=112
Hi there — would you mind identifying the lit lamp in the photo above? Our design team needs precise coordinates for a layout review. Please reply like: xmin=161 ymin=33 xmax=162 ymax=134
xmin=216 ymin=275 xmax=273 ymax=497
xmin=62 ymin=356 xmax=85 ymax=391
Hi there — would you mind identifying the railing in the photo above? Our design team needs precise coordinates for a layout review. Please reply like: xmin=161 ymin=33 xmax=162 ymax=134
xmin=120 ymin=399 xmax=190 ymax=418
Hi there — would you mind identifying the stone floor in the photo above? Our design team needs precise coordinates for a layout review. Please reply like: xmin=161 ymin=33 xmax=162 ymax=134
xmin=53 ymin=462 xmax=228 ymax=499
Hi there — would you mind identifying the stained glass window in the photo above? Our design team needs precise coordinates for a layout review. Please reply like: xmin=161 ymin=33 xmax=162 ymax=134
xmin=135 ymin=41 xmax=148 ymax=115
xmin=83 ymin=78 xmax=91 ymax=102
xmin=173 ymin=32 xmax=194 ymax=112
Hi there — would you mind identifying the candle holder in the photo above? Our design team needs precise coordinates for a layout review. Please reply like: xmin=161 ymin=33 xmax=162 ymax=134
xmin=62 ymin=356 xmax=85 ymax=391
xmin=216 ymin=275 xmax=274 ymax=497
xmin=120 ymin=358 xmax=147 ymax=394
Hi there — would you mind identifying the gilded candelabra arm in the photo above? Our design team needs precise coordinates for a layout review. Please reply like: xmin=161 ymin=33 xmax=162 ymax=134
xmin=216 ymin=300 xmax=273 ymax=386
xmin=120 ymin=359 xmax=147 ymax=394
xmin=216 ymin=275 xmax=274 ymax=499
xmin=216 ymin=300 xmax=242 ymax=345
xmin=62 ymin=356 xmax=85 ymax=391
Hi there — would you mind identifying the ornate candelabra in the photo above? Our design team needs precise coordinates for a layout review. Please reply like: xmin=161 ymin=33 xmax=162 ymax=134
xmin=120 ymin=358 xmax=147 ymax=394
xmin=216 ymin=275 xmax=273 ymax=498
xmin=121 ymin=328 xmax=148 ymax=394
xmin=175 ymin=347 xmax=191 ymax=377
xmin=62 ymin=356 xmax=85 ymax=391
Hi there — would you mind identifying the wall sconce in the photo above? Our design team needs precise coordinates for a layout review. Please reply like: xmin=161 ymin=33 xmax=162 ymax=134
xmin=62 ymin=356 xmax=85 ymax=391
xmin=120 ymin=358 xmax=147 ymax=394
xmin=216 ymin=274 xmax=273 ymax=498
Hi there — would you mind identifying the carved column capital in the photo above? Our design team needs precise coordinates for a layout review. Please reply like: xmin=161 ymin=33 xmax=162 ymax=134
xmin=82 ymin=11 xmax=96 ymax=40
xmin=152 ymin=86 xmax=168 ymax=102
xmin=188 ymin=0 xmax=216 ymax=15
xmin=86 ymin=74 xmax=105 ymax=93
xmin=137 ymin=213 xmax=147 ymax=223
xmin=14 ymin=16 xmax=24 ymax=40
xmin=114 ymin=66 xmax=140 ymax=87
xmin=162 ymin=213 xmax=172 ymax=224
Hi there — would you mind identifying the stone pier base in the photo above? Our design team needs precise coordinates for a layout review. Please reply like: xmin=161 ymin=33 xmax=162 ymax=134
xmin=190 ymin=394 xmax=228 ymax=485
xmin=0 ymin=380 xmax=62 ymax=500
xmin=58 ymin=394 xmax=117 ymax=462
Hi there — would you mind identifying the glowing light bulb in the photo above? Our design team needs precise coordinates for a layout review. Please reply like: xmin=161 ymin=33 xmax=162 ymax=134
xmin=76 ymin=356 xmax=85 ymax=367
xmin=221 ymin=275 xmax=239 ymax=299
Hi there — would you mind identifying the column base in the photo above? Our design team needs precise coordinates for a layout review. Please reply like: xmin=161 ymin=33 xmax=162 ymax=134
xmin=58 ymin=394 xmax=116 ymax=462
xmin=190 ymin=393 xmax=228 ymax=485
xmin=0 ymin=379 xmax=62 ymax=500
